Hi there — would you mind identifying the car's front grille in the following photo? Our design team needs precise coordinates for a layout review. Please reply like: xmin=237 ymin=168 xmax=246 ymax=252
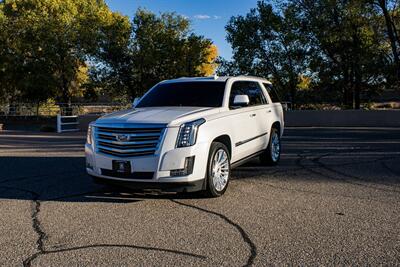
xmin=95 ymin=125 xmax=165 ymax=158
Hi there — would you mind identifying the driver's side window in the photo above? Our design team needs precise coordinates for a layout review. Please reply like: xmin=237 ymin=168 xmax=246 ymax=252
xmin=229 ymin=81 xmax=267 ymax=108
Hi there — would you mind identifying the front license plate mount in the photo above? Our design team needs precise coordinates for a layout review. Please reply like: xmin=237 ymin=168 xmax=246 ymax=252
xmin=112 ymin=160 xmax=131 ymax=173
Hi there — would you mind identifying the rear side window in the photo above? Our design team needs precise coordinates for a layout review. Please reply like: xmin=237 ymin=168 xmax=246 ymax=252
xmin=263 ymin=83 xmax=281 ymax=103
xmin=229 ymin=81 xmax=267 ymax=107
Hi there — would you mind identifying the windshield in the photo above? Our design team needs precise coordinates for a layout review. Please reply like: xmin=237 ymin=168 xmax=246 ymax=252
xmin=136 ymin=81 xmax=226 ymax=108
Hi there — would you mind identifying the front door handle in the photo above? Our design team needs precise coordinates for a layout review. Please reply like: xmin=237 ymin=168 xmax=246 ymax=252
xmin=250 ymin=113 xmax=256 ymax=117
xmin=267 ymin=109 xmax=272 ymax=113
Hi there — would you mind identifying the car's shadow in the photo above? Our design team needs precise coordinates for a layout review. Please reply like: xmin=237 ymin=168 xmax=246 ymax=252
xmin=1 ymin=153 xmax=399 ymax=203
xmin=0 ymin=156 xmax=269 ymax=203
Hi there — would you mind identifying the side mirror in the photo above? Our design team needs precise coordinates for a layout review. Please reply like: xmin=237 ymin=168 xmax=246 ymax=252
xmin=233 ymin=95 xmax=250 ymax=107
xmin=132 ymin=97 xmax=140 ymax=108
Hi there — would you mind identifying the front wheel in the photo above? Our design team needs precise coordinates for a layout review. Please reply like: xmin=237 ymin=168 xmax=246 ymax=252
xmin=260 ymin=127 xmax=281 ymax=166
xmin=204 ymin=142 xmax=231 ymax=197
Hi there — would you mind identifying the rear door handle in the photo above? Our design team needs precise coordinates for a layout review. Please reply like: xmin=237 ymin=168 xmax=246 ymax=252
xmin=267 ymin=109 xmax=272 ymax=113
xmin=250 ymin=113 xmax=256 ymax=117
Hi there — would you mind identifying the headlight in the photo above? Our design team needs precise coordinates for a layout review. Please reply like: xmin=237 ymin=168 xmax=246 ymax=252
xmin=176 ymin=118 xmax=206 ymax=147
xmin=87 ymin=124 xmax=93 ymax=145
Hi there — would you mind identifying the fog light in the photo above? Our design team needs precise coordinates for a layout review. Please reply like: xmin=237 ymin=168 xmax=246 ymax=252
xmin=170 ymin=156 xmax=195 ymax=177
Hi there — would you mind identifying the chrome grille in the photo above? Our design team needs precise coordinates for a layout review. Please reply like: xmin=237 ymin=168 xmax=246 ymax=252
xmin=95 ymin=125 xmax=165 ymax=158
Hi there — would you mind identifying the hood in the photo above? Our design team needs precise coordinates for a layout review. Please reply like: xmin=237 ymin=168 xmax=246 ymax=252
xmin=95 ymin=106 xmax=220 ymax=127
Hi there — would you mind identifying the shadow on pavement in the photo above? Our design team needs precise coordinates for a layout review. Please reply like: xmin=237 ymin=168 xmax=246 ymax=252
xmin=0 ymin=152 xmax=399 ymax=203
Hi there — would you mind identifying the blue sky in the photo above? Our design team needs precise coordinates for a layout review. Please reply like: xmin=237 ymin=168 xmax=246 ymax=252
xmin=105 ymin=0 xmax=260 ymax=59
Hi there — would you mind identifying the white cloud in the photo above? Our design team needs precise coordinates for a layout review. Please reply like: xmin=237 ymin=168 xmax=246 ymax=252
xmin=194 ymin=14 xmax=211 ymax=20
xmin=193 ymin=14 xmax=222 ymax=20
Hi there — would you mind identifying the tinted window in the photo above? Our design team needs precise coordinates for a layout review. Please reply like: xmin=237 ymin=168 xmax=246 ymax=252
xmin=229 ymin=81 xmax=267 ymax=107
xmin=263 ymin=83 xmax=280 ymax=103
xmin=136 ymin=81 xmax=226 ymax=108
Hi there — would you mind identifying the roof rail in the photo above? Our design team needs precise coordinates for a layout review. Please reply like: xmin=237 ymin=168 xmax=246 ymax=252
xmin=177 ymin=76 xmax=217 ymax=80
xmin=236 ymin=75 xmax=272 ymax=84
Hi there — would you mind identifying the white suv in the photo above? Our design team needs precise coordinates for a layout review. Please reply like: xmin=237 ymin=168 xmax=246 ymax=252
xmin=85 ymin=76 xmax=284 ymax=197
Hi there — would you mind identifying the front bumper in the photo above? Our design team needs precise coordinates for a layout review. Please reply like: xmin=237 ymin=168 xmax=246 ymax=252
xmin=90 ymin=175 xmax=204 ymax=192
xmin=85 ymin=131 xmax=209 ymax=191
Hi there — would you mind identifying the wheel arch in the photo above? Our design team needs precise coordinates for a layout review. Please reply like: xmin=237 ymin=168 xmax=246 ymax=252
xmin=271 ymin=121 xmax=281 ymax=135
xmin=211 ymin=134 xmax=232 ymax=158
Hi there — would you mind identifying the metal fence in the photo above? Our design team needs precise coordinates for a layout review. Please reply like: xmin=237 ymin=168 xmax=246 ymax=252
xmin=0 ymin=103 xmax=129 ymax=117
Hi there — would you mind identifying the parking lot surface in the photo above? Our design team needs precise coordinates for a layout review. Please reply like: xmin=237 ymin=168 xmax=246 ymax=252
xmin=0 ymin=127 xmax=399 ymax=266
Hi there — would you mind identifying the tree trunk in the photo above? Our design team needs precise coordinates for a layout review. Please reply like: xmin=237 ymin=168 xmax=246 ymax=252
xmin=354 ymin=70 xmax=361 ymax=110
xmin=36 ymin=102 xmax=40 ymax=118
xmin=378 ymin=0 xmax=400 ymax=80
xmin=352 ymin=29 xmax=362 ymax=110
xmin=343 ymin=67 xmax=353 ymax=109
xmin=60 ymin=69 xmax=72 ymax=116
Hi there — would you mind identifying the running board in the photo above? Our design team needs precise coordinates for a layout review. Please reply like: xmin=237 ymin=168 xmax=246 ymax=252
xmin=231 ymin=150 xmax=264 ymax=169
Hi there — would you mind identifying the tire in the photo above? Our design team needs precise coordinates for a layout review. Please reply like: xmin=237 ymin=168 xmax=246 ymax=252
xmin=260 ymin=127 xmax=281 ymax=166
xmin=204 ymin=142 xmax=231 ymax=197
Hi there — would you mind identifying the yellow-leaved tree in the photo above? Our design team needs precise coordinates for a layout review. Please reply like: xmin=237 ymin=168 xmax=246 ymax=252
xmin=197 ymin=44 xmax=219 ymax=76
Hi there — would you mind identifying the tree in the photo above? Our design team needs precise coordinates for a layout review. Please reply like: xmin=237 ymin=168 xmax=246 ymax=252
xmin=292 ymin=0 xmax=388 ymax=108
xmin=90 ymin=7 xmax=132 ymax=102
xmin=369 ymin=0 xmax=400 ymax=83
xmin=224 ymin=0 xmax=390 ymax=109
xmin=216 ymin=57 xmax=242 ymax=76
xmin=0 ymin=0 xmax=130 ymax=105
xmin=129 ymin=9 xmax=217 ymax=97
xmin=97 ymin=9 xmax=218 ymax=99
xmin=197 ymin=44 xmax=219 ymax=76
xmin=225 ymin=2 xmax=309 ymax=106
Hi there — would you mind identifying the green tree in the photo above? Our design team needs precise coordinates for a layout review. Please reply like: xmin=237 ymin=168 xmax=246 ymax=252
xmin=129 ymin=9 xmax=216 ymax=97
xmin=224 ymin=0 xmax=390 ymax=109
xmin=0 ymin=0 xmax=130 ymax=105
xmin=292 ymin=0 xmax=388 ymax=108
xmin=368 ymin=0 xmax=400 ymax=83
xmin=224 ymin=2 xmax=309 ymax=106
xmin=97 ymin=9 xmax=217 ymax=99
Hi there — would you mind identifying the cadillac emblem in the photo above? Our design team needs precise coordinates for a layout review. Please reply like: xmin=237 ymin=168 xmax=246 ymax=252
xmin=116 ymin=134 xmax=130 ymax=142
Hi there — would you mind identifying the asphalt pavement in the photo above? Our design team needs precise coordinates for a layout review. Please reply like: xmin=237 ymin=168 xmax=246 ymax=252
xmin=0 ymin=127 xmax=399 ymax=266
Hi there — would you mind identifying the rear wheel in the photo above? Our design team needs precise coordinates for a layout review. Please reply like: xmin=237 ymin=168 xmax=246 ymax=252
xmin=204 ymin=142 xmax=230 ymax=197
xmin=260 ymin=127 xmax=281 ymax=166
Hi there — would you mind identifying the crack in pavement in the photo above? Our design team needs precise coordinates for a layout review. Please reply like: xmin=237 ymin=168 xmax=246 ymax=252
xmin=233 ymin=154 xmax=392 ymax=202
xmin=381 ymin=161 xmax=400 ymax=179
xmin=171 ymin=199 xmax=257 ymax=267
xmin=253 ymin=154 xmax=399 ymax=203
xmin=313 ymin=155 xmax=400 ymax=193
xmin=0 ymin=185 xmax=206 ymax=266
xmin=310 ymin=155 xmax=400 ymax=169
xmin=23 ymin=243 xmax=206 ymax=267
xmin=0 ymin=186 xmax=45 ymax=267
xmin=247 ymin=153 xmax=397 ymax=203
xmin=296 ymin=154 xmax=400 ymax=194
xmin=261 ymin=181 xmax=397 ymax=204
xmin=0 ymin=186 xmax=46 ymax=267
xmin=19 ymin=189 xmax=207 ymax=266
